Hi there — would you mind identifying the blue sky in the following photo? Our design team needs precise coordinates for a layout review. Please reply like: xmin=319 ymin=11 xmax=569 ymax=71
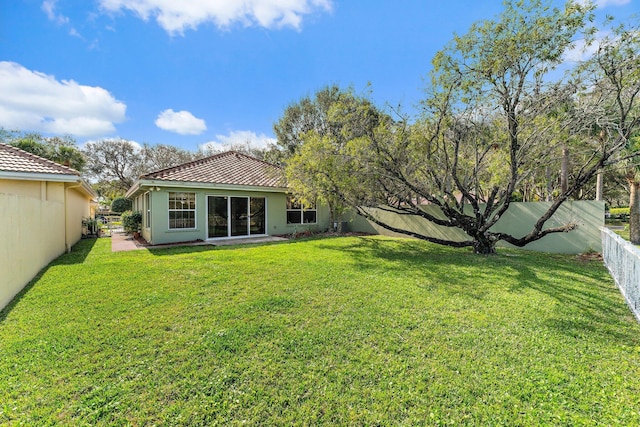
xmin=1 ymin=0 xmax=638 ymax=152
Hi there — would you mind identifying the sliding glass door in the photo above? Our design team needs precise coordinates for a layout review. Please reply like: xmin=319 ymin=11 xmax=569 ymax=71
xmin=250 ymin=197 xmax=266 ymax=235
xmin=230 ymin=197 xmax=249 ymax=237
xmin=207 ymin=196 xmax=266 ymax=238
xmin=208 ymin=196 xmax=228 ymax=238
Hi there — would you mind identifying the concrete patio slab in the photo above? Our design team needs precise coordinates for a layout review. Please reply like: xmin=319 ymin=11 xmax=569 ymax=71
xmin=111 ymin=232 xmax=287 ymax=252
xmin=212 ymin=236 xmax=288 ymax=246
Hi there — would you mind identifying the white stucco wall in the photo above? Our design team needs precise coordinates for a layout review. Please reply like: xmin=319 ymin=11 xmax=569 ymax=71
xmin=65 ymin=186 xmax=91 ymax=251
xmin=0 ymin=180 xmax=92 ymax=311
xmin=0 ymin=188 xmax=66 ymax=310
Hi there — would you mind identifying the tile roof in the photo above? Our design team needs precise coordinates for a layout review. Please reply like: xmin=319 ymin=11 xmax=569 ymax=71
xmin=140 ymin=151 xmax=285 ymax=188
xmin=0 ymin=143 xmax=80 ymax=176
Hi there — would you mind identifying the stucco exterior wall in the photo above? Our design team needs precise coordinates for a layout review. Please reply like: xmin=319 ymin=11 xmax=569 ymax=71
xmin=346 ymin=200 xmax=605 ymax=254
xmin=0 ymin=179 xmax=92 ymax=311
xmin=0 ymin=183 xmax=66 ymax=310
xmin=65 ymin=186 xmax=92 ymax=251
xmin=137 ymin=188 xmax=330 ymax=245
xmin=1 ymin=180 xmax=38 ymax=199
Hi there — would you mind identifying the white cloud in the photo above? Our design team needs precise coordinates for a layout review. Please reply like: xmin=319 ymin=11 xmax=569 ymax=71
xmin=0 ymin=62 xmax=126 ymax=136
xmin=200 ymin=130 xmax=277 ymax=151
xmin=155 ymin=109 xmax=207 ymax=135
xmin=42 ymin=2 xmax=86 ymax=40
xmin=577 ymin=0 xmax=630 ymax=7
xmin=594 ymin=0 xmax=630 ymax=6
xmin=41 ymin=0 xmax=69 ymax=25
xmin=564 ymin=30 xmax=613 ymax=62
xmin=98 ymin=0 xmax=332 ymax=34
xmin=564 ymin=39 xmax=598 ymax=63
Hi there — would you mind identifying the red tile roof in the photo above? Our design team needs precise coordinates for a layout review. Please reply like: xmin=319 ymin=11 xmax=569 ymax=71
xmin=140 ymin=151 xmax=285 ymax=188
xmin=0 ymin=143 xmax=80 ymax=176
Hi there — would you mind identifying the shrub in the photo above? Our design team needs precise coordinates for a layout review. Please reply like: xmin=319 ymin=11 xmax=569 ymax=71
xmin=607 ymin=207 xmax=630 ymax=224
xmin=609 ymin=207 xmax=630 ymax=216
xmin=122 ymin=210 xmax=142 ymax=234
xmin=111 ymin=197 xmax=132 ymax=213
xmin=82 ymin=217 xmax=99 ymax=236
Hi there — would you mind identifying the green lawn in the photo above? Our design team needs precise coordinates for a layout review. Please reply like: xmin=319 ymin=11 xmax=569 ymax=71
xmin=1 ymin=237 xmax=640 ymax=426
xmin=616 ymin=227 xmax=631 ymax=241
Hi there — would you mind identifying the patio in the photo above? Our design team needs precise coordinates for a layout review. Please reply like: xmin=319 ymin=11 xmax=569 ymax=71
xmin=110 ymin=231 xmax=287 ymax=252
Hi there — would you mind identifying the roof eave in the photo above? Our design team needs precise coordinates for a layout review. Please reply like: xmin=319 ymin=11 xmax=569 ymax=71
xmin=130 ymin=179 xmax=289 ymax=195
xmin=125 ymin=181 xmax=141 ymax=199
xmin=79 ymin=180 xmax=98 ymax=200
xmin=0 ymin=170 xmax=80 ymax=183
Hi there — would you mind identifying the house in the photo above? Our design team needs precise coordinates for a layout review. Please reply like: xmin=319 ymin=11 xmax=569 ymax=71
xmin=125 ymin=151 xmax=329 ymax=245
xmin=0 ymin=143 xmax=97 ymax=311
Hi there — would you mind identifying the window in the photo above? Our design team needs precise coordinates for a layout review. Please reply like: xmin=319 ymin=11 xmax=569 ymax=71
xmin=286 ymin=196 xmax=316 ymax=224
xmin=145 ymin=192 xmax=151 ymax=228
xmin=169 ymin=192 xmax=196 ymax=229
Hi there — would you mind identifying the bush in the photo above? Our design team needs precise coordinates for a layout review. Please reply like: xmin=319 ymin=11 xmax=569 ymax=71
xmin=607 ymin=207 xmax=630 ymax=224
xmin=111 ymin=197 xmax=132 ymax=213
xmin=122 ymin=210 xmax=143 ymax=234
xmin=609 ymin=207 xmax=630 ymax=216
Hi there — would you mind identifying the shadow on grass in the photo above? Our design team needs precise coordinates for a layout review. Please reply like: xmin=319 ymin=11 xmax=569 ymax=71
xmin=54 ymin=237 xmax=97 ymax=265
xmin=320 ymin=236 xmax=640 ymax=343
xmin=510 ymin=263 xmax=638 ymax=342
xmin=0 ymin=238 xmax=97 ymax=324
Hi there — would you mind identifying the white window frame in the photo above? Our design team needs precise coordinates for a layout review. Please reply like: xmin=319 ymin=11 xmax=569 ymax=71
xmin=206 ymin=195 xmax=268 ymax=239
xmin=168 ymin=192 xmax=196 ymax=230
xmin=286 ymin=196 xmax=317 ymax=224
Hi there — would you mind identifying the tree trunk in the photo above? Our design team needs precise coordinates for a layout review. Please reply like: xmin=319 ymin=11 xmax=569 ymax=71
xmin=545 ymin=166 xmax=553 ymax=201
xmin=630 ymin=179 xmax=640 ymax=245
xmin=595 ymin=171 xmax=604 ymax=201
xmin=472 ymin=233 xmax=497 ymax=255
xmin=328 ymin=204 xmax=336 ymax=232
xmin=561 ymin=145 xmax=569 ymax=194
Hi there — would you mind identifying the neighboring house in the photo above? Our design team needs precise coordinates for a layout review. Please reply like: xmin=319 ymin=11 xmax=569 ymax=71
xmin=0 ymin=143 xmax=97 ymax=311
xmin=125 ymin=151 xmax=329 ymax=245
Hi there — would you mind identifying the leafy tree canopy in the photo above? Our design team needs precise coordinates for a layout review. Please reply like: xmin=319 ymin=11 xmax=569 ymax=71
xmin=276 ymin=86 xmax=383 ymax=222
xmin=1 ymin=129 xmax=86 ymax=172
xmin=111 ymin=197 xmax=132 ymax=213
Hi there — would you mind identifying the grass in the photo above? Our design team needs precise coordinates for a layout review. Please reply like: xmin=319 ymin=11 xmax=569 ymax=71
xmin=616 ymin=227 xmax=631 ymax=241
xmin=1 ymin=236 xmax=640 ymax=425
xmin=610 ymin=225 xmax=639 ymax=246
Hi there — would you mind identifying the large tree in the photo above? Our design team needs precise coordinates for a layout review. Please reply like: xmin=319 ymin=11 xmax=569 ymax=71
xmin=2 ymin=130 xmax=86 ymax=171
xmin=285 ymin=0 xmax=637 ymax=254
xmin=577 ymin=21 xmax=640 ymax=243
xmin=197 ymin=141 xmax=279 ymax=164
xmin=273 ymin=84 xmax=346 ymax=158
xmin=141 ymin=143 xmax=195 ymax=171
xmin=83 ymin=140 xmax=200 ymax=195
xmin=83 ymin=139 xmax=145 ymax=193
xmin=277 ymin=87 xmax=383 ymax=223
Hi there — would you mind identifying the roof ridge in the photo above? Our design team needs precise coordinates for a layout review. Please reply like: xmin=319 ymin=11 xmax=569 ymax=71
xmin=224 ymin=150 xmax=282 ymax=169
xmin=0 ymin=142 xmax=80 ymax=175
xmin=132 ymin=149 xmax=285 ymax=189
xmin=140 ymin=151 xmax=222 ymax=179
